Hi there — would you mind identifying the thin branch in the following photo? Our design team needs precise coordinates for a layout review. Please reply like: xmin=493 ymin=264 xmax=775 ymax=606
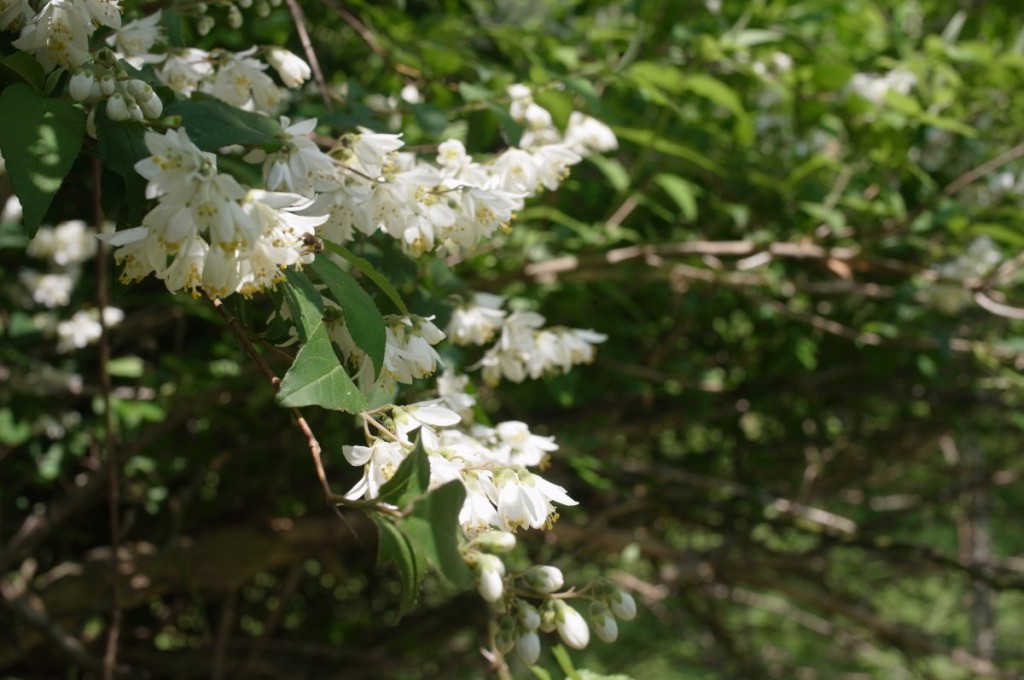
xmin=209 ymin=297 xmax=349 ymax=526
xmin=282 ymin=0 xmax=333 ymax=113
xmin=94 ymin=158 xmax=123 ymax=680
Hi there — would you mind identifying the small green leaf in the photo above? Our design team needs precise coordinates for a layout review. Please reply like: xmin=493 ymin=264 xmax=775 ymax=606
xmin=653 ymin=174 xmax=699 ymax=222
xmin=165 ymin=94 xmax=281 ymax=151
xmin=377 ymin=440 xmax=430 ymax=507
xmin=322 ymin=241 xmax=409 ymax=315
xmin=400 ymin=480 xmax=473 ymax=588
xmin=614 ymin=127 xmax=724 ymax=176
xmin=0 ymin=84 xmax=86 ymax=233
xmin=374 ymin=516 xmax=424 ymax=616
xmin=534 ymin=89 xmax=574 ymax=131
xmin=310 ymin=255 xmax=386 ymax=379
xmin=276 ymin=323 xmax=368 ymax=412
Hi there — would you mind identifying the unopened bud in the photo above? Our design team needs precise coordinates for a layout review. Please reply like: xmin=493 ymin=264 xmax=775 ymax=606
xmin=590 ymin=602 xmax=618 ymax=643
xmin=197 ymin=15 xmax=215 ymax=35
xmin=69 ymin=70 xmax=95 ymax=101
xmin=99 ymin=72 xmax=116 ymax=96
xmin=555 ymin=601 xmax=590 ymax=650
xmin=609 ymin=589 xmax=636 ymax=621
xmin=227 ymin=5 xmax=243 ymax=28
xmin=522 ymin=565 xmax=563 ymax=593
xmin=495 ymin=615 xmax=517 ymax=654
xmin=472 ymin=530 xmax=516 ymax=554
xmin=515 ymin=631 xmax=541 ymax=665
xmin=475 ymin=554 xmax=505 ymax=603
xmin=516 ymin=601 xmax=541 ymax=631
xmin=106 ymin=93 xmax=129 ymax=121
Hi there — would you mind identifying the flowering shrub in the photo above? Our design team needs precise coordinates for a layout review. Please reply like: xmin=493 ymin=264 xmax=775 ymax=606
xmin=0 ymin=0 xmax=628 ymax=675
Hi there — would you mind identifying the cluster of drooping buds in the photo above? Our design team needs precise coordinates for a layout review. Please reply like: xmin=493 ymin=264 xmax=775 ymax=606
xmin=69 ymin=49 xmax=164 ymax=126
xmin=466 ymin=534 xmax=637 ymax=665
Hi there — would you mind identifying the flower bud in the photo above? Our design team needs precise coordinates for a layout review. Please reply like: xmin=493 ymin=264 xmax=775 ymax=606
xmin=609 ymin=589 xmax=637 ymax=621
xmin=69 ymin=70 xmax=95 ymax=101
xmin=475 ymin=554 xmax=505 ymax=603
xmin=85 ymin=108 xmax=97 ymax=139
xmin=128 ymin=101 xmax=144 ymax=122
xmin=472 ymin=530 xmax=516 ymax=554
xmin=538 ymin=599 xmax=558 ymax=633
xmin=555 ymin=601 xmax=590 ymax=650
xmin=99 ymin=72 xmax=116 ymax=96
xmin=227 ymin=5 xmax=243 ymax=28
xmin=495 ymin=615 xmax=517 ymax=654
xmin=522 ymin=565 xmax=563 ymax=593
xmin=140 ymin=93 xmax=163 ymax=119
xmin=126 ymin=79 xmax=152 ymax=101
xmin=590 ymin=602 xmax=618 ymax=643
xmin=516 ymin=601 xmax=541 ymax=631
xmin=256 ymin=0 xmax=270 ymax=17
xmin=197 ymin=15 xmax=215 ymax=35
xmin=515 ymin=631 xmax=541 ymax=666
xmin=106 ymin=93 xmax=129 ymax=121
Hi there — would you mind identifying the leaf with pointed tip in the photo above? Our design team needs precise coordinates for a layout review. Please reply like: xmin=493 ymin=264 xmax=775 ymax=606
xmin=374 ymin=516 xmax=424 ymax=616
xmin=276 ymin=323 xmax=368 ymax=412
xmin=400 ymin=480 xmax=473 ymax=588
xmin=310 ymin=255 xmax=386 ymax=379
xmin=0 ymin=84 xmax=86 ymax=233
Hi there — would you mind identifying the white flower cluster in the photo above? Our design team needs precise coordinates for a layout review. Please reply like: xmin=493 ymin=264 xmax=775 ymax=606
xmin=297 ymin=84 xmax=616 ymax=257
xmin=470 ymin=546 xmax=638 ymax=665
xmin=11 ymin=0 xmax=121 ymax=71
xmin=327 ymin=313 xmax=446 ymax=393
xmin=447 ymin=293 xmax=607 ymax=385
xmin=3 ymin=1 xmax=312 ymax=119
xmin=344 ymin=396 xmax=575 ymax=535
xmin=104 ymin=128 xmax=327 ymax=297
xmin=13 ymin=217 xmax=126 ymax=354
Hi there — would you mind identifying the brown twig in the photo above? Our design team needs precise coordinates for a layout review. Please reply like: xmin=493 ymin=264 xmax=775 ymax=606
xmin=209 ymin=297 xmax=348 ymax=524
xmin=94 ymin=158 xmax=123 ymax=680
xmin=282 ymin=0 xmax=333 ymax=113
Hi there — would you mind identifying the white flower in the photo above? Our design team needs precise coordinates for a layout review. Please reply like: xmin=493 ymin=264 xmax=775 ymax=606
xmin=0 ymin=0 xmax=32 ymax=31
xmin=158 ymin=48 xmax=214 ymax=95
xmin=108 ymin=10 xmax=162 ymax=59
xmin=447 ymin=292 xmax=506 ymax=346
xmin=263 ymin=117 xmax=336 ymax=196
xmin=206 ymin=48 xmax=283 ymax=111
xmin=342 ymin=439 xmax=407 ymax=500
xmin=494 ymin=421 xmax=557 ymax=467
xmin=564 ymin=112 xmax=618 ymax=154
xmin=265 ymin=46 xmax=311 ymax=88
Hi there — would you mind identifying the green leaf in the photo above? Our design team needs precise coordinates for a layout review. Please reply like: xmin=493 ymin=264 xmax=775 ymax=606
xmin=322 ymin=240 xmax=409 ymax=315
xmin=282 ymin=268 xmax=325 ymax=343
xmin=276 ymin=323 xmax=368 ymax=412
xmin=0 ymin=53 xmax=46 ymax=92
xmin=374 ymin=516 xmax=424 ymax=616
xmin=93 ymin=109 xmax=149 ymax=222
xmin=310 ymin=255 xmax=386 ymax=379
xmin=377 ymin=439 xmax=430 ymax=507
xmin=534 ymin=89 xmax=574 ymax=131
xmin=278 ymin=269 xmax=368 ymax=413
xmin=400 ymin=480 xmax=473 ymax=588
xmin=0 ymin=84 xmax=86 ymax=233
xmin=653 ymin=174 xmax=699 ymax=222
xmin=613 ymin=127 xmax=724 ymax=176
xmin=164 ymin=94 xmax=281 ymax=151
